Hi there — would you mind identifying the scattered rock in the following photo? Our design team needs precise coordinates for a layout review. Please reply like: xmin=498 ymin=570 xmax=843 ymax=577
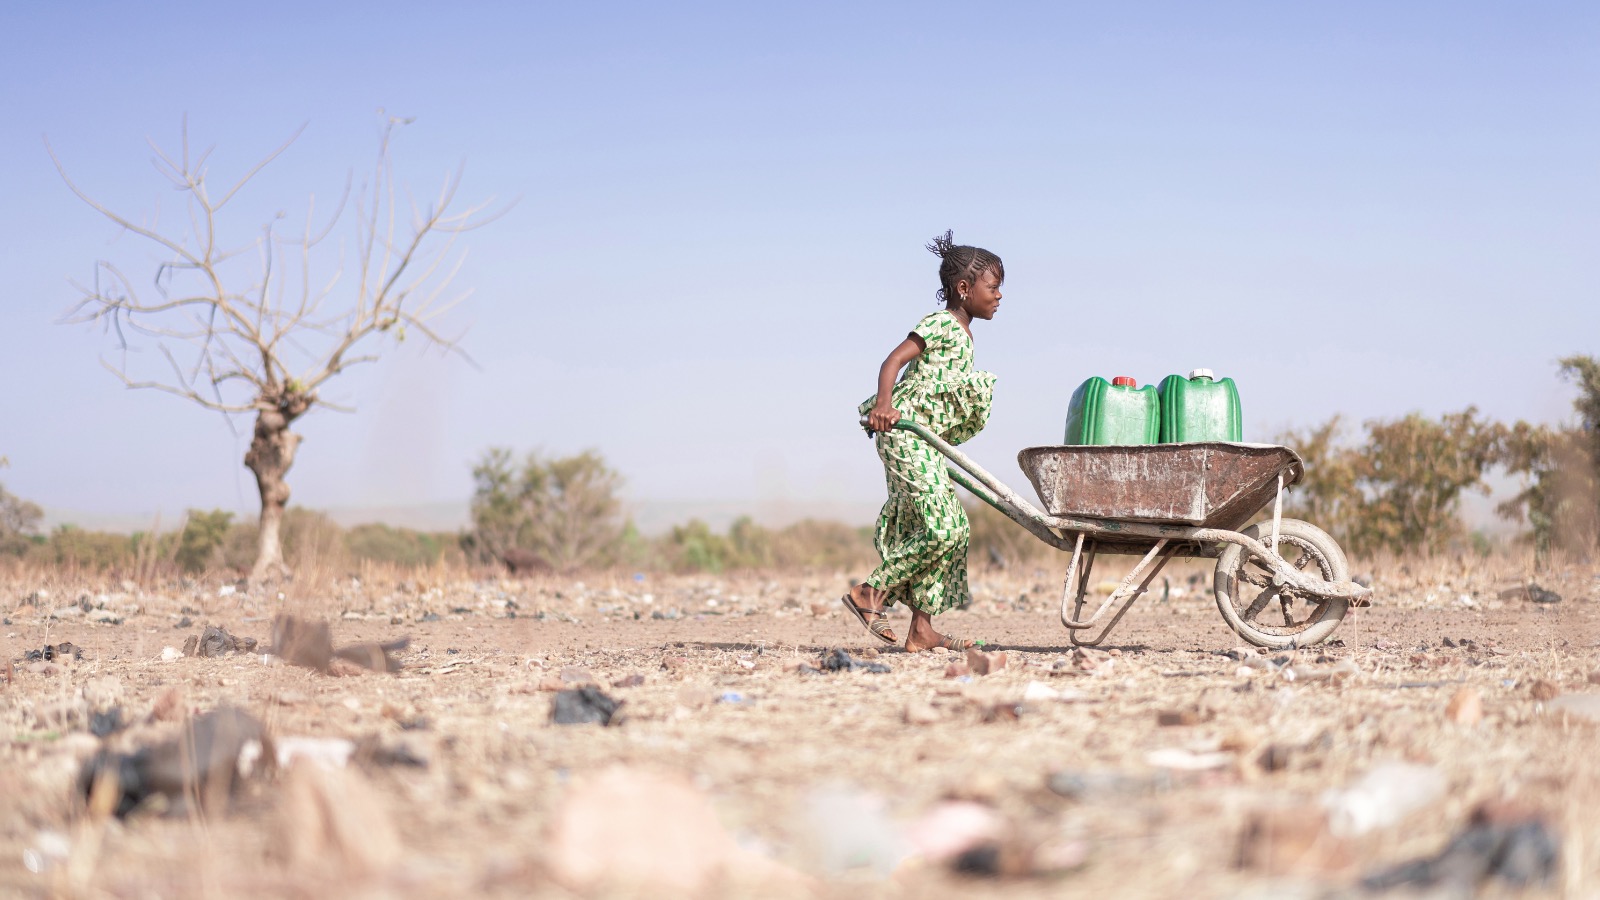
xmin=1446 ymin=687 xmax=1484 ymax=726
xmin=184 ymin=625 xmax=258 ymax=658
xmin=819 ymin=648 xmax=890 ymax=674
xmin=612 ymin=674 xmax=646 ymax=688
xmin=559 ymin=666 xmax=599 ymax=687
xmin=552 ymin=686 xmax=621 ymax=726
xmin=964 ymin=648 xmax=1007 ymax=676
xmin=1071 ymin=647 xmax=1116 ymax=676
xmin=21 ymin=643 xmax=82 ymax=663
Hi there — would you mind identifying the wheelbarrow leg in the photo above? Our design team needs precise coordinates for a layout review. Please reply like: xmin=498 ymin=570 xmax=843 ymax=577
xmin=1058 ymin=533 xmax=1100 ymax=627
xmin=1069 ymin=541 xmax=1179 ymax=647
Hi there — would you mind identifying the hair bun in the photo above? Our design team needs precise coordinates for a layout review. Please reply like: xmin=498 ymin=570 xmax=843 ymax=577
xmin=925 ymin=229 xmax=956 ymax=259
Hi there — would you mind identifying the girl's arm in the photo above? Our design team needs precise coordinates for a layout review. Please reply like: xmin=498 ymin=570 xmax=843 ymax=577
xmin=867 ymin=334 xmax=926 ymax=432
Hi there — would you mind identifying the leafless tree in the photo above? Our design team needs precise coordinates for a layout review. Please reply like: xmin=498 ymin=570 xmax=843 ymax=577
xmin=53 ymin=117 xmax=501 ymax=582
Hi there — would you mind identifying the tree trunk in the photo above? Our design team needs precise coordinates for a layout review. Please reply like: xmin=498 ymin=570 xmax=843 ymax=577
xmin=244 ymin=406 xmax=303 ymax=583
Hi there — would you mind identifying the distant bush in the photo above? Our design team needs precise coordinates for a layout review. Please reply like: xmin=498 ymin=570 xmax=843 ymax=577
xmin=176 ymin=509 xmax=235 ymax=573
xmin=346 ymin=523 xmax=453 ymax=566
xmin=654 ymin=516 xmax=874 ymax=573
xmin=0 ymin=480 xmax=43 ymax=557
xmin=1280 ymin=354 xmax=1600 ymax=564
xmin=469 ymin=448 xmax=626 ymax=572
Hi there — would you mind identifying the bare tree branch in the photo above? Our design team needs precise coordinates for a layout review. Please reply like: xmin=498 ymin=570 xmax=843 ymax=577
xmin=56 ymin=118 xmax=504 ymax=579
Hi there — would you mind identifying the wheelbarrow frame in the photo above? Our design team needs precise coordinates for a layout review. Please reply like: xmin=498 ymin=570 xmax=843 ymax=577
xmin=874 ymin=419 xmax=1371 ymax=647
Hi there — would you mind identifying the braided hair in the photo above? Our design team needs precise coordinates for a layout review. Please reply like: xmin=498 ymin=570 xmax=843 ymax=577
xmin=926 ymin=230 xmax=1003 ymax=306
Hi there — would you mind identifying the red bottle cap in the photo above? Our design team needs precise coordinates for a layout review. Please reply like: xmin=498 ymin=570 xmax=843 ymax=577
xmin=1111 ymin=376 xmax=1137 ymax=387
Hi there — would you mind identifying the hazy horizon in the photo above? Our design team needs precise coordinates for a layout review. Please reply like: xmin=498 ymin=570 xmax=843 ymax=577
xmin=3 ymin=2 xmax=1595 ymax=530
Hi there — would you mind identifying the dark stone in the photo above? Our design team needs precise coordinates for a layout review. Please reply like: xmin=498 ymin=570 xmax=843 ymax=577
xmin=819 ymin=648 xmax=891 ymax=674
xmin=1528 ymin=584 xmax=1563 ymax=604
xmin=551 ymin=686 xmax=621 ymax=726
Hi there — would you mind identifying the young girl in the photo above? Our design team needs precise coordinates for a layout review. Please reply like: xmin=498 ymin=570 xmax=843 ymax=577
xmin=843 ymin=231 xmax=1003 ymax=652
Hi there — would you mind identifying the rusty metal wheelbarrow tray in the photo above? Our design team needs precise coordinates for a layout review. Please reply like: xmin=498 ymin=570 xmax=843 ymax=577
xmin=1016 ymin=443 xmax=1304 ymax=530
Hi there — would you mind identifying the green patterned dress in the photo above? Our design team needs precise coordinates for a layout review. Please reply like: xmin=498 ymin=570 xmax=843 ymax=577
xmin=858 ymin=310 xmax=996 ymax=615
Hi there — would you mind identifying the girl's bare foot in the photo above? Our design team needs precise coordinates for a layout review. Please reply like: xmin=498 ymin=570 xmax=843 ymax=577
xmin=849 ymin=582 xmax=886 ymax=614
xmin=902 ymin=608 xmax=982 ymax=653
xmin=843 ymin=583 xmax=897 ymax=644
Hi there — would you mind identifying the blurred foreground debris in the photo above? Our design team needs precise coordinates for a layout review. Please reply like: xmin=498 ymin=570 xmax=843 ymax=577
xmin=1361 ymin=801 xmax=1559 ymax=893
xmin=79 ymin=706 xmax=270 ymax=817
xmin=275 ymin=760 xmax=403 ymax=877
xmin=1322 ymin=762 xmax=1446 ymax=837
xmin=270 ymin=614 xmax=408 ymax=674
xmin=545 ymin=766 xmax=798 ymax=892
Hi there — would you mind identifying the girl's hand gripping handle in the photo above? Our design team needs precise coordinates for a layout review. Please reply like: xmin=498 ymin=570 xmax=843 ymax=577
xmin=866 ymin=403 xmax=901 ymax=435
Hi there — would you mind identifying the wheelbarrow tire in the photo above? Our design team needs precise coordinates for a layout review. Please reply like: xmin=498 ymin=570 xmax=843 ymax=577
xmin=1214 ymin=518 xmax=1350 ymax=650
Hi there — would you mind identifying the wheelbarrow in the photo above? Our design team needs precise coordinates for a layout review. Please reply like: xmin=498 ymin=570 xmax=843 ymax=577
xmin=869 ymin=418 xmax=1371 ymax=649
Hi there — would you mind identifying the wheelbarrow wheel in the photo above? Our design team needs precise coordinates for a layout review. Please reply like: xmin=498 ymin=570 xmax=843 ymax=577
xmin=1214 ymin=518 xmax=1350 ymax=650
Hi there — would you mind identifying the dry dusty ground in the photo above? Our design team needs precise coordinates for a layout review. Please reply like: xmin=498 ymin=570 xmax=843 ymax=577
xmin=0 ymin=555 xmax=1597 ymax=898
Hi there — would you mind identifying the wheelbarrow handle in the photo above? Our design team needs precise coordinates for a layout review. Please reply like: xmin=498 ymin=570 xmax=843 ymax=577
xmin=858 ymin=416 xmax=1070 ymax=547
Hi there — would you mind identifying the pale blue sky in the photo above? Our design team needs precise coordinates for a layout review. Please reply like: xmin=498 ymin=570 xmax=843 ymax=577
xmin=2 ymin=1 xmax=1597 ymax=529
